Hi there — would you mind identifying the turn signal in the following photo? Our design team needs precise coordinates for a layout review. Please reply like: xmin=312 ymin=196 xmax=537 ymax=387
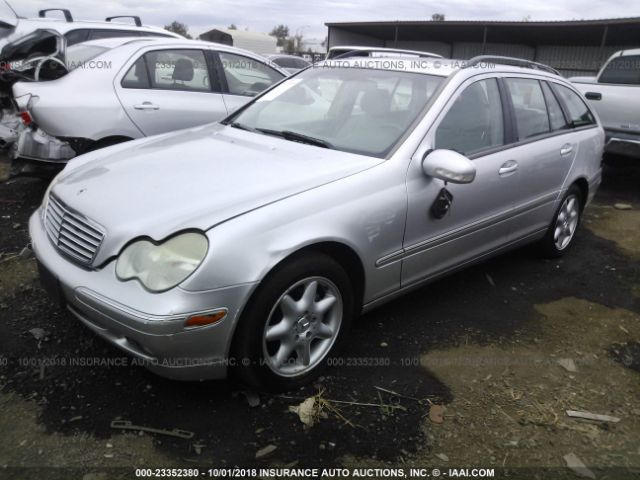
xmin=185 ymin=310 xmax=227 ymax=329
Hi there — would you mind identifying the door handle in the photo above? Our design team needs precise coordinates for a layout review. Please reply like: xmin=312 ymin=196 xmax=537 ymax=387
xmin=133 ymin=102 xmax=160 ymax=110
xmin=585 ymin=92 xmax=602 ymax=101
xmin=560 ymin=144 xmax=574 ymax=156
xmin=498 ymin=160 xmax=518 ymax=176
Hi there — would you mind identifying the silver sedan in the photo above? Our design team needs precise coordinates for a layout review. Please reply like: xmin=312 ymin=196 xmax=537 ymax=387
xmin=30 ymin=55 xmax=604 ymax=390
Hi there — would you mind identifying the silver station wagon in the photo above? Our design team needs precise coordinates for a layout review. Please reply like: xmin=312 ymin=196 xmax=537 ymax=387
xmin=30 ymin=51 xmax=604 ymax=390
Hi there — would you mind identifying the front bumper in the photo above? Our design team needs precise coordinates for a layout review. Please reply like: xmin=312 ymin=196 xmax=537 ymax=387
xmin=29 ymin=210 xmax=257 ymax=381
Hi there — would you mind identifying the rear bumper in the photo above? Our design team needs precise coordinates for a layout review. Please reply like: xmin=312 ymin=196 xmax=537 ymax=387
xmin=29 ymin=210 xmax=257 ymax=381
xmin=604 ymin=129 xmax=640 ymax=158
xmin=14 ymin=127 xmax=76 ymax=163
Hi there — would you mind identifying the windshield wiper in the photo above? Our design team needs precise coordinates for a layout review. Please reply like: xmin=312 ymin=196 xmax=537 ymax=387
xmin=229 ymin=123 xmax=334 ymax=150
xmin=256 ymin=128 xmax=334 ymax=149
xmin=282 ymin=131 xmax=334 ymax=149
xmin=228 ymin=121 xmax=259 ymax=133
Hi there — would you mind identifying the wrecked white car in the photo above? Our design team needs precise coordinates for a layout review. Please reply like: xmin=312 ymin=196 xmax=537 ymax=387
xmin=0 ymin=32 xmax=286 ymax=171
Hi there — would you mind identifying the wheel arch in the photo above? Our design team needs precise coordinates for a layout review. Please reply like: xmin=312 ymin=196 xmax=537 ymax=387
xmin=571 ymin=177 xmax=589 ymax=208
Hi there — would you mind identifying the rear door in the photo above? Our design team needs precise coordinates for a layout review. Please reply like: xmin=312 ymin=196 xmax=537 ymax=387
xmin=115 ymin=48 xmax=228 ymax=136
xmin=213 ymin=51 xmax=285 ymax=114
xmin=501 ymin=77 xmax=577 ymax=239
xmin=505 ymin=78 xmax=600 ymax=240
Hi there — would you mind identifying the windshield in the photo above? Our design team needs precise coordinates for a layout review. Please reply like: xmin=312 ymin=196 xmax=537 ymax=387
xmin=65 ymin=45 xmax=109 ymax=71
xmin=227 ymin=66 xmax=443 ymax=158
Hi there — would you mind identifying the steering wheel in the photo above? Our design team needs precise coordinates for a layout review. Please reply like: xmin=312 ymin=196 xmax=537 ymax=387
xmin=32 ymin=56 xmax=68 ymax=81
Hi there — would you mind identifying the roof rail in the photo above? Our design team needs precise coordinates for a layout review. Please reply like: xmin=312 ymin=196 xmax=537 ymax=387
xmin=38 ymin=9 xmax=73 ymax=22
xmin=106 ymin=16 xmax=143 ymax=27
xmin=464 ymin=55 xmax=560 ymax=75
xmin=328 ymin=47 xmax=443 ymax=60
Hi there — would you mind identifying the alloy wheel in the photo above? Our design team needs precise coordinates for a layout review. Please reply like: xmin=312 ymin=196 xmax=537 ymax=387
xmin=554 ymin=194 xmax=580 ymax=251
xmin=262 ymin=276 xmax=343 ymax=377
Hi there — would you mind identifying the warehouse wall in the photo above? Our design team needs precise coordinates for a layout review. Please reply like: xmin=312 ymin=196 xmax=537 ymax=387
xmin=328 ymin=28 xmax=383 ymax=48
xmin=389 ymin=40 xmax=451 ymax=57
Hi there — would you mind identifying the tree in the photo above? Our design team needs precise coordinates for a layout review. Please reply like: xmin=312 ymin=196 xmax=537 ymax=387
xmin=165 ymin=21 xmax=192 ymax=39
xmin=431 ymin=13 xmax=445 ymax=21
xmin=228 ymin=24 xmax=238 ymax=30
xmin=269 ymin=24 xmax=290 ymax=47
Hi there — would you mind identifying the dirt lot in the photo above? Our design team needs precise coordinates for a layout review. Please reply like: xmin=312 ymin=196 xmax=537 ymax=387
xmin=0 ymin=155 xmax=638 ymax=480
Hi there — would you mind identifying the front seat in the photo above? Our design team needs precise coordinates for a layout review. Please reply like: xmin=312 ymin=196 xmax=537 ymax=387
xmin=337 ymin=88 xmax=397 ymax=154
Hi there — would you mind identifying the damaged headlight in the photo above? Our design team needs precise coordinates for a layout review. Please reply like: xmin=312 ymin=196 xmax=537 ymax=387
xmin=116 ymin=232 xmax=208 ymax=292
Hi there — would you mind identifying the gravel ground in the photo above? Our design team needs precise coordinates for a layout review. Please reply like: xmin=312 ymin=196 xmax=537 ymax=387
xmin=0 ymin=155 xmax=638 ymax=479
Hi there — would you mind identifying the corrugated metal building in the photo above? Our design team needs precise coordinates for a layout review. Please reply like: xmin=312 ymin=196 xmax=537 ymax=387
xmin=325 ymin=18 xmax=640 ymax=77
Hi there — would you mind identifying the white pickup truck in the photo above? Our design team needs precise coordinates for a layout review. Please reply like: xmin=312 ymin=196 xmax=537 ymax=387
xmin=571 ymin=49 xmax=640 ymax=158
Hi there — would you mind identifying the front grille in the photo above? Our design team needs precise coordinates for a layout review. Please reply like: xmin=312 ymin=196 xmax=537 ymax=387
xmin=44 ymin=195 xmax=105 ymax=266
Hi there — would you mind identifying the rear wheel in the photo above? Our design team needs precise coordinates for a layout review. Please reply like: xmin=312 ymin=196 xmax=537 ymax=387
xmin=538 ymin=185 xmax=583 ymax=258
xmin=231 ymin=253 xmax=354 ymax=391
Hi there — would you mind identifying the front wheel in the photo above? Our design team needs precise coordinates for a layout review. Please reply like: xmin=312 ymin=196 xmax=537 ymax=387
xmin=538 ymin=185 xmax=583 ymax=258
xmin=230 ymin=253 xmax=354 ymax=391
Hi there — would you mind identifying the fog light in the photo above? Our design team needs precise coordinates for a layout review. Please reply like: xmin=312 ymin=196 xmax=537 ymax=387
xmin=185 ymin=310 xmax=227 ymax=329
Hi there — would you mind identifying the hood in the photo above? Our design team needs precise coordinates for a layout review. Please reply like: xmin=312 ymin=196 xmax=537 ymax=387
xmin=52 ymin=124 xmax=381 ymax=264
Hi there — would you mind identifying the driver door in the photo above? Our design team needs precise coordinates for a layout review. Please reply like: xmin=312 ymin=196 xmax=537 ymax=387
xmin=402 ymin=76 xmax=518 ymax=287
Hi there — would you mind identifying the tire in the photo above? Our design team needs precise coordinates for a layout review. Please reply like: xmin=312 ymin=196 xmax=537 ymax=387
xmin=230 ymin=252 xmax=354 ymax=391
xmin=538 ymin=185 xmax=583 ymax=258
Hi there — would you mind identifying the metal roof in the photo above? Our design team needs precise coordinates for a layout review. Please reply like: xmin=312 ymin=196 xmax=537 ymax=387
xmin=325 ymin=17 xmax=640 ymax=47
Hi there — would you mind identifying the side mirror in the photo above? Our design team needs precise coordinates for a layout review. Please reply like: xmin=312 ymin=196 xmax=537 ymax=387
xmin=422 ymin=149 xmax=476 ymax=184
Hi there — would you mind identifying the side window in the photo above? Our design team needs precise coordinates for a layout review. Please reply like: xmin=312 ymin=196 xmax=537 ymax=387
xmin=541 ymin=82 xmax=569 ymax=131
xmin=435 ymin=78 xmax=504 ymax=156
xmin=598 ymin=55 xmax=640 ymax=85
xmin=553 ymin=84 xmax=596 ymax=127
xmin=505 ymin=78 xmax=550 ymax=140
xmin=218 ymin=52 xmax=284 ymax=97
xmin=121 ymin=56 xmax=150 ymax=89
xmin=89 ymin=29 xmax=139 ymax=40
xmin=65 ymin=29 xmax=90 ymax=46
xmin=144 ymin=50 xmax=211 ymax=92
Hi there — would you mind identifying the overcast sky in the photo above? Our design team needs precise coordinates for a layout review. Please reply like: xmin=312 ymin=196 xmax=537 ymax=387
xmin=8 ymin=0 xmax=640 ymax=39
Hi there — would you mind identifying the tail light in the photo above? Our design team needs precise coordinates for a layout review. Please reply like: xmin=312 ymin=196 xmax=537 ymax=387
xmin=20 ymin=111 xmax=33 ymax=126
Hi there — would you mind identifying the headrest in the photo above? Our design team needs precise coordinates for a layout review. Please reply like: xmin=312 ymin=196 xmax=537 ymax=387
xmin=172 ymin=58 xmax=194 ymax=82
xmin=360 ymin=88 xmax=392 ymax=116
